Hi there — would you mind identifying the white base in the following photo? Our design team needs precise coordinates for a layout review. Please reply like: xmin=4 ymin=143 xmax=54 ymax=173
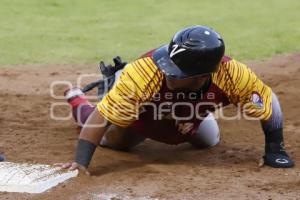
xmin=0 ymin=162 xmax=78 ymax=193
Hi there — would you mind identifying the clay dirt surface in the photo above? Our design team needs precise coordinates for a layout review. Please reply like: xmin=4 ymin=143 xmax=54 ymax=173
xmin=0 ymin=54 xmax=300 ymax=200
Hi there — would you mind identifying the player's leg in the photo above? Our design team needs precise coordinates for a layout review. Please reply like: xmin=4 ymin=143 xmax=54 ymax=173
xmin=65 ymin=88 xmax=95 ymax=126
xmin=188 ymin=113 xmax=220 ymax=148
xmin=65 ymin=68 xmax=125 ymax=126
xmin=65 ymin=69 xmax=145 ymax=150
xmin=65 ymin=67 xmax=125 ymax=126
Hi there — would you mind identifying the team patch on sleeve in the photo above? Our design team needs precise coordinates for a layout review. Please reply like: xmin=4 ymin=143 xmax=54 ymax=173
xmin=251 ymin=92 xmax=264 ymax=109
xmin=212 ymin=59 xmax=273 ymax=120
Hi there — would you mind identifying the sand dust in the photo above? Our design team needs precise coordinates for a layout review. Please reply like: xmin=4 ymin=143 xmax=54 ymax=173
xmin=0 ymin=54 xmax=300 ymax=199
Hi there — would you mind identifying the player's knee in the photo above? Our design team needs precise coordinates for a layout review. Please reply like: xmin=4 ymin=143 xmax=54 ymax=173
xmin=189 ymin=113 xmax=220 ymax=148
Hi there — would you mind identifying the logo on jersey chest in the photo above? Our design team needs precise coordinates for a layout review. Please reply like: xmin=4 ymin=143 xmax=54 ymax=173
xmin=176 ymin=121 xmax=194 ymax=135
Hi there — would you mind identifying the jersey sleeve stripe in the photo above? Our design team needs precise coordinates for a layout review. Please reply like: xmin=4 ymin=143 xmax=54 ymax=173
xmin=119 ymin=79 xmax=141 ymax=101
xmin=106 ymin=95 xmax=138 ymax=117
xmin=140 ymin=67 xmax=159 ymax=95
xmin=127 ymin=73 xmax=145 ymax=97
xmin=239 ymin=72 xmax=252 ymax=95
xmin=98 ymin=104 xmax=130 ymax=127
xmin=134 ymin=61 xmax=152 ymax=82
xmin=233 ymin=64 xmax=243 ymax=86
xmin=132 ymin=63 xmax=156 ymax=100
xmin=144 ymin=58 xmax=158 ymax=73
xmin=116 ymin=84 xmax=137 ymax=101
xmin=97 ymin=56 xmax=164 ymax=127
xmin=115 ymin=86 xmax=138 ymax=103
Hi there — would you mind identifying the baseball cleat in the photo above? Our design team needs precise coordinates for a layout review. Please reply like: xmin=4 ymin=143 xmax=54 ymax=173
xmin=64 ymin=87 xmax=91 ymax=108
xmin=64 ymin=88 xmax=84 ymax=101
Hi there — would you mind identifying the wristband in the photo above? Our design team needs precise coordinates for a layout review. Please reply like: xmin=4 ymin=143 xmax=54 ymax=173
xmin=265 ymin=128 xmax=283 ymax=144
xmin=75 ymin=139 xmax=97 ymax=168
xmin=265 ymin=128 xmax=287 ymax=155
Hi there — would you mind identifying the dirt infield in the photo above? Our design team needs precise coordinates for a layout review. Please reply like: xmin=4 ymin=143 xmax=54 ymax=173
xmin=0 ymin=54 xmax=299 ymax=200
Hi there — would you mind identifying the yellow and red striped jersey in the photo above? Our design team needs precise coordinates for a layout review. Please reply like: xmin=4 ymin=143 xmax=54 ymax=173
xmin=97 ymin=56 xmax=272 ymax=127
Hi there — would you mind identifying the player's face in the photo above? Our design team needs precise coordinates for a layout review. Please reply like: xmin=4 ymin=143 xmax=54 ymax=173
xmin=166 ymin=74 xmax=210 ymax=91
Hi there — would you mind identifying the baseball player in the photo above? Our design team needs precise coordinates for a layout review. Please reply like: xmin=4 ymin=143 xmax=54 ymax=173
xmin=57 ymin=25 xmax=294 ymax=174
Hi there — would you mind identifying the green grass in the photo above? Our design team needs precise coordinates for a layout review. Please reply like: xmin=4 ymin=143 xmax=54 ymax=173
xmin=0 ymin=0 xmax=299 ymax=65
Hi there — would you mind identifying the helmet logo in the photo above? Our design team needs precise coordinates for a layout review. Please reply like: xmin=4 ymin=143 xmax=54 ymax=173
xmin=204 ymin=30 xmax=210 ymax=35
xmin=170 ymin=44 xmax=186 ymax=58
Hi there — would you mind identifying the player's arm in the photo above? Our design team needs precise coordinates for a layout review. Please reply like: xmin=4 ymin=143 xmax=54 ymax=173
xmin=75 ymin=109 xmax=111 ymax=171
xmin=57 ymin=58 xmax=163 ymax=174
xmin=56 ymin=109 xmax=110 ymax=175
xmin=260 ymin=92 xmax=294 ymax=167
xmin=220 ymin=59 xmax=294 ymax=168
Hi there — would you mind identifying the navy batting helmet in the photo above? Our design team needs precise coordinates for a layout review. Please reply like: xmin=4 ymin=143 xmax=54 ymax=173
xmin=153 ymin=25 xmax=225 ymax=79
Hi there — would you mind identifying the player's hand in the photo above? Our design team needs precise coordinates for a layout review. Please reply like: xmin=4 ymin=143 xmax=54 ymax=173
xmin=262 ymin=142 xmax=295 ymax=168
xmin=54 ymin=162 xmax=90 ymax=176
xmin=263 ymin=153 xmax=294 ymax=168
